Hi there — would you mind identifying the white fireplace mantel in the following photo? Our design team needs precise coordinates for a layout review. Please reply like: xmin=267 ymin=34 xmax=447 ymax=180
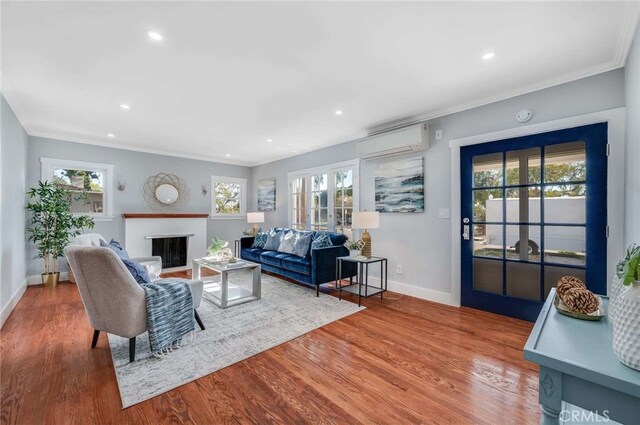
xmin=123 ymin=214 xmax=208 ymax=271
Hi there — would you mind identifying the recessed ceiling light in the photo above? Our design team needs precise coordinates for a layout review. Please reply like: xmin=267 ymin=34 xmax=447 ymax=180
xmin=482 ymin=51 xmax=496 ymax=60
xmin=107 ymin=133 xmax=115 ymax=138
xmin=225 ymin=154 xmax=231 ymax=157
xmin=147 ymin=30 xmax=163 ymax=41
xmin=267 ymin=139 xmax=273 ymax=143
xmin=335 ymin=110 xmax=343 ymax=115
xmin=120 ymin=104 xmax=130 ymax=110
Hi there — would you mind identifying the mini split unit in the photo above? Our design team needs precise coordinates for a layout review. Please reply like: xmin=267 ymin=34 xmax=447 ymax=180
xmin=356 ymin=123 xmax=429 ymax=160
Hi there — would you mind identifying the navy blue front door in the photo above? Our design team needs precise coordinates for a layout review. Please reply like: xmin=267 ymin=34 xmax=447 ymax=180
xmin=461 ymin=123 xmax=608 ymax=322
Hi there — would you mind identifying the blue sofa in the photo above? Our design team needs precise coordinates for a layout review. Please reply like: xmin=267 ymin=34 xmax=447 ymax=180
xmin=240 ymin=228 xmax=357 ymax=296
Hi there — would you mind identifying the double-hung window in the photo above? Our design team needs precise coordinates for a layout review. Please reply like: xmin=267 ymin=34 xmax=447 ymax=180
xmin=210 ymin=176 xmax=247 ymax=218
xmin=41 ymin=157 xmax=114 ymax=221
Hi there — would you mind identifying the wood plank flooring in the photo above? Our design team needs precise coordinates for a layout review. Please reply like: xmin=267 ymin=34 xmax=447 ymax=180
xmin=1 ymin=272 xmax=540 ymax=424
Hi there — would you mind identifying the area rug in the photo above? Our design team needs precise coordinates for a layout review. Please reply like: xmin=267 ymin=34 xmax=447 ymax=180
xmin=107 ymin=270 xmax=365 ymax=408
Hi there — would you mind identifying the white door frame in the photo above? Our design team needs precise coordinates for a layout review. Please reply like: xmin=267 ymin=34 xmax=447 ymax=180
xmin=449 ymin=107 xmax=626 ymax=307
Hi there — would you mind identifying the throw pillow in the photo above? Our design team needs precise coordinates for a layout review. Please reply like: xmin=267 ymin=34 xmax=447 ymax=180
xmin=278 ymin=231 xmax=296 ymax=254
xmin=311 ymin=232 xmax=332 ymax=250
xmin=293 ymin=231 xmax=313 ymax=258
xmin=252 ymin=232 xmax=268 ymax=248
xmin=100 ymin=239 xmax=129 ymax=260
xmin=122 ymin=258 xmax=152 ymax=284
xmin=263 ymin=229 xmax=284 ymax=251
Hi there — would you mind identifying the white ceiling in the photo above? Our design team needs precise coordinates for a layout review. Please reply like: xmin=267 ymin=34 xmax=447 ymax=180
xmin=2 ymin=1 xmax=639 ymax=166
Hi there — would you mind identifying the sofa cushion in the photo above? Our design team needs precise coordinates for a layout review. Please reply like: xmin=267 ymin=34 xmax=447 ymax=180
xmin=311 ymin=233 xmax=332 ymax=250
xmin=122 ymin=258 xmax=152 ymax=284
xmin=278 ymin=231 xmax=297 ymax=254
xmin=100 ymin=239 xmax=129 ymax=260
xmin=281 ymin=255 xmax=311 ymax=276
xmin=293 ymin=231 xmax=313 ymax=258
xmin=259 ymin=250 xmax=291 ymax=268
xmin=263 ymin=229 xmax=284 ymax=251
xmin=252 ymin=232 xmax=268 ymax=248
xmin=241 ymin=247 xmax=263 ymax=262
xmin=325 ymin=232 xmax=348 ymax=246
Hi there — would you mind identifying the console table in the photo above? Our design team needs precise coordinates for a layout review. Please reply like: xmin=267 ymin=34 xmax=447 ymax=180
xmin=524 ymin=288 xmax=640 ymax=425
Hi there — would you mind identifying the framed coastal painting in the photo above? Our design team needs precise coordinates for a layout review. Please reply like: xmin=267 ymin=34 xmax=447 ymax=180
xmin=257 ymin=178 xmax=276 ymax=211
xmin=375 ymin=157 xmax=424 ymax=213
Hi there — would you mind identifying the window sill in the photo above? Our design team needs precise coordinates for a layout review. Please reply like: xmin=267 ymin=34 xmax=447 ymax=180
xmin=82 ymin=215 xmax=115 ymax=222
xmin=209 ymin=215 xmax=246 ymax=220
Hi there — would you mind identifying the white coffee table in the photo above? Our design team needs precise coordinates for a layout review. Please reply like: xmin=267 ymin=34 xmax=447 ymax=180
xmin=192 ymin=257 xmax=261 ymax=309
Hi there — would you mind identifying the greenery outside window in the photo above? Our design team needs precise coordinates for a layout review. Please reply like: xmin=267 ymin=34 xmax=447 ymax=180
xmin=40 ymin=158 xmax=114 ymax=221
xmin=210 ymin=176 xmax=247 ymax=219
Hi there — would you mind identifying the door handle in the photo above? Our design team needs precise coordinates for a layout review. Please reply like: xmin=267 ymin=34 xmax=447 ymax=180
xmin=462 ymin=218 xmax=470 ymax=240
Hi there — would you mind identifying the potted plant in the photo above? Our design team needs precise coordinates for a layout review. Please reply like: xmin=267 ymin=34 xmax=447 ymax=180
xmin=612 ymin=243 xmax=640 ymax=371
xmin=344 ymin=239 xmax=365 ymax=258
xmin=26 ymin=180 xmax=95 ymax=287
xmin=207 ymin=236 xmax=232 ymax=260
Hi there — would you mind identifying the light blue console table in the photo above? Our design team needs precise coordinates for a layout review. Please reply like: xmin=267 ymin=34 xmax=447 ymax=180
xmin=524 ymin=289 xmax=640 ymax=425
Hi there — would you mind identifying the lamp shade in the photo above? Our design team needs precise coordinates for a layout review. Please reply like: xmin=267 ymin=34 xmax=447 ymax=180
xmin=247 ymin=212 xmax=265 ymax=224
xmin=352 ymin=211 xmax=379 ymax=229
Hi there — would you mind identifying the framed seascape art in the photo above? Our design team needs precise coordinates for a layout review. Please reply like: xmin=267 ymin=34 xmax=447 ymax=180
xmin=257 ymin=178 xmax=276 ymax=211
xmin=375 ymin=157 xmax=424 ymax=213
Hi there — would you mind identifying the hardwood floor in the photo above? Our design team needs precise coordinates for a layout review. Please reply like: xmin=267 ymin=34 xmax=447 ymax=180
xmin=1 ymin=274 xmax=540 ymax=424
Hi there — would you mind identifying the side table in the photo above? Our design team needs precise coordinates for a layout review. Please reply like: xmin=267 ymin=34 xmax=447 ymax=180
xmin=336 ymin=256 xmax=388 ymax=306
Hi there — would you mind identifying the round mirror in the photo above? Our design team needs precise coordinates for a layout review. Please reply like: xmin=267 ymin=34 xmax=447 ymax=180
xmin=155 ymin=184 xmax=179 ymax=204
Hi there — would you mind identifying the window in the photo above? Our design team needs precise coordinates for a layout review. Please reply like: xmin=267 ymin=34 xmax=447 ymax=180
xmin=41 ymin=158 xmax=114 ymax=221
xmin=287 ymin=160 xmax=359 ymax=233
xmin=210 ymin=176 xmax=247 ymax=218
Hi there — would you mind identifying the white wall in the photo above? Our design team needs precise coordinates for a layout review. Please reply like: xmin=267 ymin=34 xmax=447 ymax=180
xmin=26 ymin=137 xmax=252 ymax=276
xmin=250 ymin=69 xmax=626 ymax=305
xmin=1 ymin=95 xmax=28 ymax=326
xmin=625 ymin=23 xmax=640 ymax=248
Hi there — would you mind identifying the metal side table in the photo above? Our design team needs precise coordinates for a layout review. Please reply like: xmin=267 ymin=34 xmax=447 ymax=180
xmin=336 ymin=256 xmax=387 ymax=306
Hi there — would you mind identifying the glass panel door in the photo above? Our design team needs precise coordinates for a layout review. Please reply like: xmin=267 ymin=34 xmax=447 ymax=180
xmin=310 ymin=174 xmax=328 ymax=230
xmin=333 ymin=169 xmax=354 ymax=233
xmin=461 ymin=123 xmax=607 ymax=321
xmin=290 ymin=176 xmax=307 ymax=230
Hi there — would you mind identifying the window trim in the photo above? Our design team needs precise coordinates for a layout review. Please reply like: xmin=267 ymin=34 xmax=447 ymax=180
xmin=286 ymin=159 xmax=360 ymax=231
xmin=210 ymin=175 xmax=247 ymax=219
xmin=40 ymin=157 xmax=114 ymax=221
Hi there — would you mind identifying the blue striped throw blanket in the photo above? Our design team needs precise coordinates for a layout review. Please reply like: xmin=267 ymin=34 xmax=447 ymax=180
xmin=140 ymin=278 xmax=195 ymax=355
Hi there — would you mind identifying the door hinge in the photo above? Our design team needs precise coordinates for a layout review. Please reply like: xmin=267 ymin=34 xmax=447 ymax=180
xmin=606 ymin=225 xmax=610 ymax=238
xmin=606 ymin=144 xmax=611 ymax=156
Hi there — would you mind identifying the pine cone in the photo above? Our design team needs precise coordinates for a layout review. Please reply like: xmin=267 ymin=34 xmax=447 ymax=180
xmin=561 ymin=287 xmax=599 ymax=314
xmin=556 ymin=276 xmax=585 ymax=298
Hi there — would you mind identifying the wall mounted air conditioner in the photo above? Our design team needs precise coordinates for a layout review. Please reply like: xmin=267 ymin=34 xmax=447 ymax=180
xmin=356 ymin=123 xmax=429 ymax=160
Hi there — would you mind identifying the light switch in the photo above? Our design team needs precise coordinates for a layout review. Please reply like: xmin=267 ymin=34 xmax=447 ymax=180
xmin=438 ymin=208 xmax=450 ymax=219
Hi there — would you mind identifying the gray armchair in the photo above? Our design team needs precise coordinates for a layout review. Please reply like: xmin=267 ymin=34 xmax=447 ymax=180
xmin=64 ymin=245 xmax=204 ymax=362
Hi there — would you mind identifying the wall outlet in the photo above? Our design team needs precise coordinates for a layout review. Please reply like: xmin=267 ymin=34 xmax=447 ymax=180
xmin=438 ymin=208 xmax=450 ymax=219
xmin=435 ymin=129 xmax=442 ymax=140
xmin=397 ymin=264 xmax=403 ymax=274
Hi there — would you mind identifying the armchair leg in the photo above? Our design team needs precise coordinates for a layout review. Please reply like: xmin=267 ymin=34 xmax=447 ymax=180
xmin=129 ymin=337 xmax=136 ymax=363
xmin=194 ymin=309 xmax=205 ymax=330
xmin=91 ymin=330 xmax=100 ymax=348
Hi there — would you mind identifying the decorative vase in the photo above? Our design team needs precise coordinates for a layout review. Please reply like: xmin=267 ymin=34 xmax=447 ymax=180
xmin=609 ymin=275 xmax=626 ymax=326
xmin=350 ymin=250 xmax=361 ymax=258
xmin=612 ymin=281 xmax=640 ymax=371
xmin=41 ymin=272 xmax=60 ymax=287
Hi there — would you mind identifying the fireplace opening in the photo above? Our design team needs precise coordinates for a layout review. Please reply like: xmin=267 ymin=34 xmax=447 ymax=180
xmin=152 ymin=236 xmax=188 ymax=268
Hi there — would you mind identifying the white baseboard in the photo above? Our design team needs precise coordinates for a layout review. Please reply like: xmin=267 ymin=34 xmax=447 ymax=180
xmin=1 ymin=278 xmax=28 ymax=328
xmin=26 ymin=272 xmax=69 ymax=285
xmin=364 ymin=276 xmax=459 ymax=307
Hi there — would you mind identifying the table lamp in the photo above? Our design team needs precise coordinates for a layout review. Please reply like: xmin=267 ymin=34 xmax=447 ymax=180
xmin=352 ymin=211 xmax=379 ymax=258
xmin=247 ymin=212 xmax=265 ymax=235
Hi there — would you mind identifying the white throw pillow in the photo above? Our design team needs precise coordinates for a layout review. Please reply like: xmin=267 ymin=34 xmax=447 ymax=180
xmin=278 ymin=231 xmax=296 ymax=254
